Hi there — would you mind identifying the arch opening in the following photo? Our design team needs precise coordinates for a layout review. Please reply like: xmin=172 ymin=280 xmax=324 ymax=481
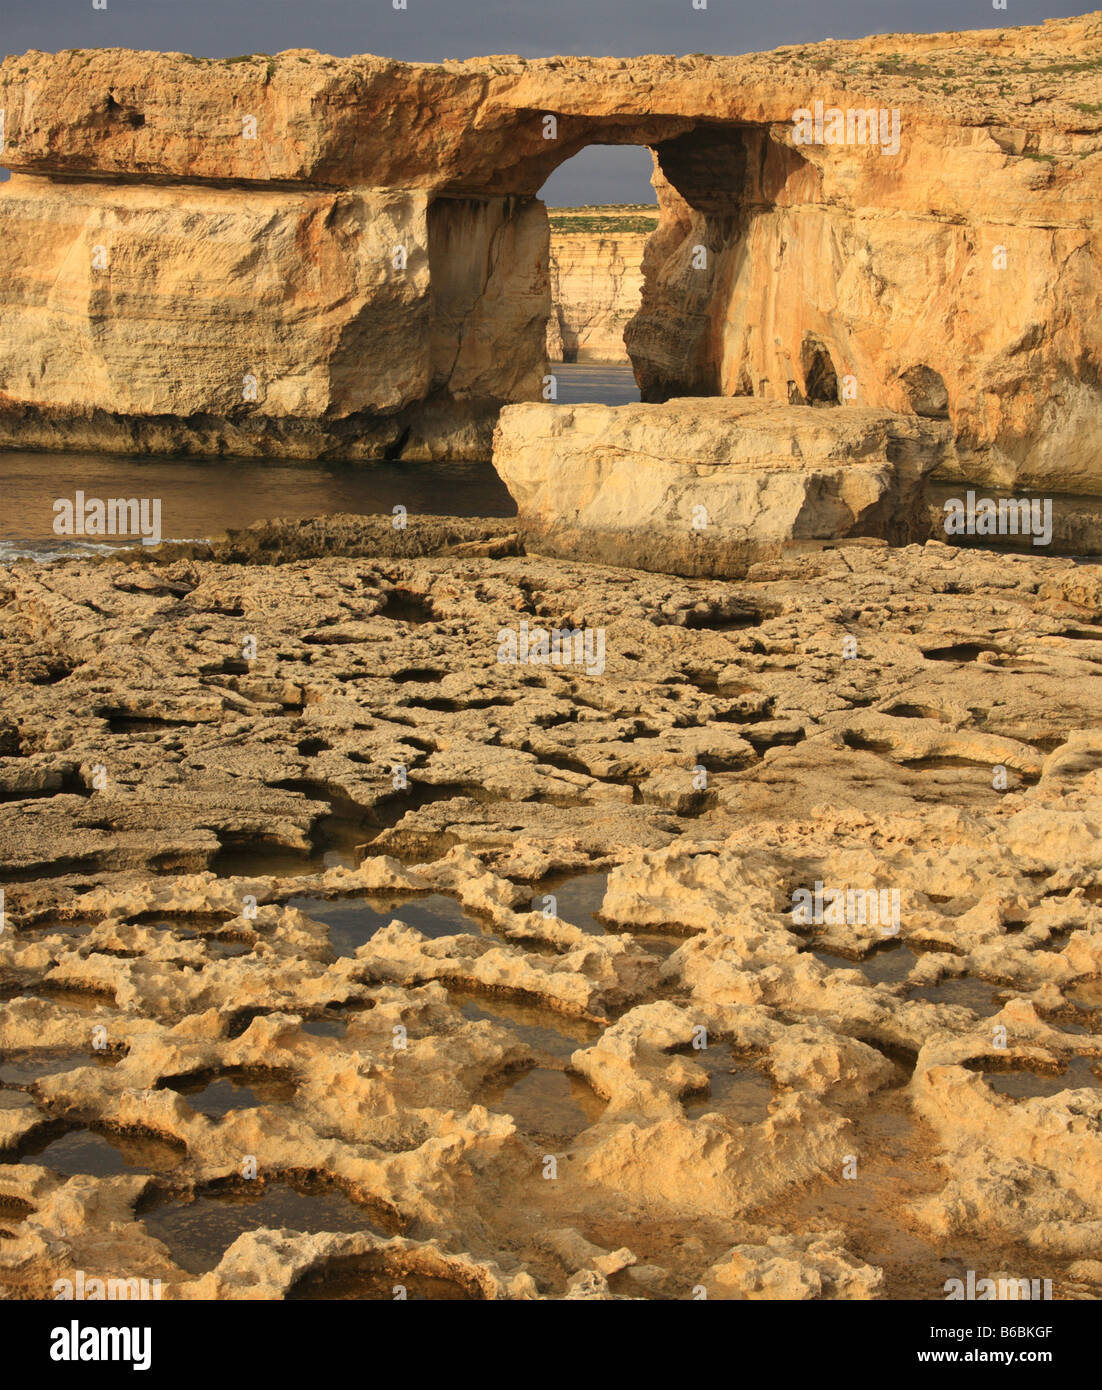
xmin=422 ymin=118 xmax=820 ymax=432
xmin=538 ymin=145 xmax=656 ymax=372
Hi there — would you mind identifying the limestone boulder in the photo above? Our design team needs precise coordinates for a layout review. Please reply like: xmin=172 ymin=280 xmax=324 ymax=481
xmin=492 ymin=397 xmax=948 ymax=575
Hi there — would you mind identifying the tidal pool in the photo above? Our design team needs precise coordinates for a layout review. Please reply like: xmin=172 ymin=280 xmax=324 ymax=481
xmin=478 ymin=1064 xmax=606 ymax=1143
xmin=12 ymin=1125 xmax=186 ymax=1177
xmin=159 ymin=1068 xmax=296 ymax=1117
xmin=141 ymin=1182 xmax=393 ymax=1275
xmin=287 ymin=892 xmax=482 ymax=955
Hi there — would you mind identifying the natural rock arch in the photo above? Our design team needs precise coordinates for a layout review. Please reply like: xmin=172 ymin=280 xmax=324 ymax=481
xmin=0 ymin=24 xmax=1099 ymax=489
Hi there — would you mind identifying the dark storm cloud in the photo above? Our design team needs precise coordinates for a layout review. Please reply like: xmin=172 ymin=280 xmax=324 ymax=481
xmin=4 ymin=0 xmax=1092 ymax=64
xmin=2 ymin=0 xmax=1093 ymax=201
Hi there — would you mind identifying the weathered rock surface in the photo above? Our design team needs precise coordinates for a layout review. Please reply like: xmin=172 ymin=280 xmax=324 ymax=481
xmin=1 ymin=12 xmax=1100 ymax=477
xmin=493 ymin=398 xmax=948 ymax=574
xmin=0 ymin=525 xmax=1101 ymax=1297
xmin=0 ymin=179 xmax=547 ymax=461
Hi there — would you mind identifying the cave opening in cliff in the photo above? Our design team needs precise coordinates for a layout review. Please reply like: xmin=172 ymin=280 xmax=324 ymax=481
xmin=801 ymin=336 xmax=841 ymax=405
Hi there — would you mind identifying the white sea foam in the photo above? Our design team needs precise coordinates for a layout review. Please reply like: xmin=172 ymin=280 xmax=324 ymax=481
xmin=0 ymin=538 xmax=204 ymax=565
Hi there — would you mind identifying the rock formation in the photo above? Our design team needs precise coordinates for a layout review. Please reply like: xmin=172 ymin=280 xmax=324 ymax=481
xmin=493 ymin=398 xmax=947 ymax=575
xmin=0 ymin=12 xmax=1100 ymax=480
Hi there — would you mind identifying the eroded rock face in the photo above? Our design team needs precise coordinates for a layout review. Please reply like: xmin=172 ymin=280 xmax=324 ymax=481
xmin=1 ymin=12 xmax=1100 ymax=475
xmin=629 ymin=136 xmax=1102 ymax=494
xmin=0 ymin=526 xmax=1101 ymax=1298
xmin=493 ymin=398 xmax=948 ymax=574
xmin=0 ymin=178 xmax=547 ymax=461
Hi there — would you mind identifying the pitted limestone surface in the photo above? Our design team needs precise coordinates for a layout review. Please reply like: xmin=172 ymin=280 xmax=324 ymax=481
xmin=0 ymin=531 xmax=1101 ymax=1298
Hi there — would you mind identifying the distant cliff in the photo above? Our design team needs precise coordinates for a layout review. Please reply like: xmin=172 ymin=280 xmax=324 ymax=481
xmin=546 ymin=208 xmax=655 ymax=363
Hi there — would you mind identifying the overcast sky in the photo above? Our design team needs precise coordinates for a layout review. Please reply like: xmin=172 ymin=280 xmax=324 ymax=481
xmin=3 ymin=0 xmax=1092 ymax=202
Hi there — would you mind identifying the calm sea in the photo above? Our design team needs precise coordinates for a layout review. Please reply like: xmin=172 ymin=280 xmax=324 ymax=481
xmin=0 ymin=365 xmax=640 ymax=563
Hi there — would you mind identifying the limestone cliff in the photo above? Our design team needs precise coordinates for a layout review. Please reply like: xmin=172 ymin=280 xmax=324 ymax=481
xmin=1 ymin=13 xmax=1101 ymax=476
xmin=546 ymin=209 xmax=653 ymax=362
xmin=0 ymin=178 xmax=548 ymax=461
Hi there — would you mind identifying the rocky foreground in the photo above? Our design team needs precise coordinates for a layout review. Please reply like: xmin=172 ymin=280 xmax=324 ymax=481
xmin=1 ymin=523 xmax=1102 ymax=1299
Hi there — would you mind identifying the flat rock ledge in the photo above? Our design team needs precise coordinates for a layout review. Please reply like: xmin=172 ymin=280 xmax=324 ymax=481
xmin=494 ymin=399 xmax=949 ymax=577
